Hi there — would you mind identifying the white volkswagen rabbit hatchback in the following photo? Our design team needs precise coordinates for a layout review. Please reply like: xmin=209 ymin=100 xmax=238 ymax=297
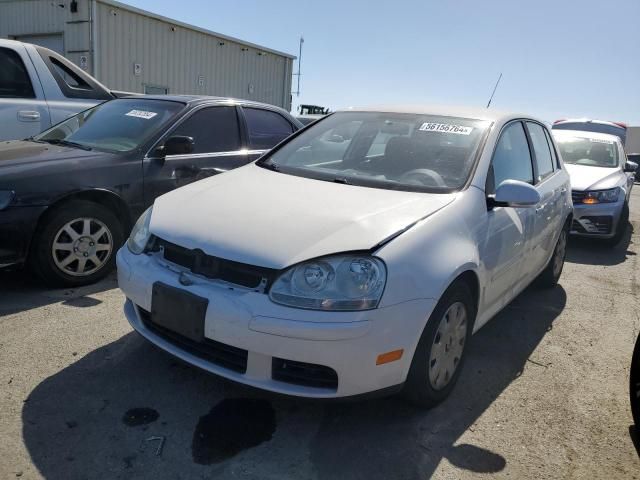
xmin=117 ymin=106 xmax=572 ymax=406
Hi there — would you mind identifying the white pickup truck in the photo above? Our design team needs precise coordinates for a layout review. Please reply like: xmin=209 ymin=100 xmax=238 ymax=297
xmin=0 ymin=39 xmax=116 ymax=141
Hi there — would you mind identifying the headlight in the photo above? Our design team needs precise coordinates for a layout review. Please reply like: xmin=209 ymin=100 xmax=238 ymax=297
xmin=581 ymin=188 xmax=620 ymax=204
xmin=269 ymin=255 xmax=386 ymax=311
xmin=0 ymin=190 xmax=14 ymax=210
xmin=127 ymin=206 xmax=153 ymax=254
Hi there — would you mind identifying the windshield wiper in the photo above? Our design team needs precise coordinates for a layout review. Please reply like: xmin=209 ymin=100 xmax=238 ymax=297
xmin=42 ymin=139 xmax=92 ymax=151
xmin=259 ymin=161 xmax=280 ymax=172
xmin=332 ymin=177 xmax=350 ymax=185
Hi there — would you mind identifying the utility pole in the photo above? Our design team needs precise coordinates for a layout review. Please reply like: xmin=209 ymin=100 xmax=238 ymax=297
xmin=292 ymin=36 xmax=304 ymax=97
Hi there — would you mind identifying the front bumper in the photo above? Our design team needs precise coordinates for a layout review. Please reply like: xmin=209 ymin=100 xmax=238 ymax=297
xmin=570 ymin=199 xmax=625 ymax=238
xmin=0 ymin=205 xmax=47 ymax=267
xmin=117 ymin=247 xmax=435 ymax=398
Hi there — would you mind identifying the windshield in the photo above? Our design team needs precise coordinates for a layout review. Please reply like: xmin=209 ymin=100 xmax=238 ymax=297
xmin=259 ymin=112 xmax=491 ymax=192
xmin=555 ymin=135 xmax=619 ymax=167
xmin=34 ymin=99 xmax=184 ymax=153
xmin=552 ymin=122 xmax=626 ymax=145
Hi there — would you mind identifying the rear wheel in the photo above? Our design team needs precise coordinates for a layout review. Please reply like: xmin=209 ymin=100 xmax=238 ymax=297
xmin=403 ymin=281 xmax=475 ymax=408
xmin=30 ymin=201 xmax=124 ymax=287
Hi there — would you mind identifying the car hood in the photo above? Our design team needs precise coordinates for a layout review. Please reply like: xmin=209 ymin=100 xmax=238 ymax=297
xmin=565 ymin=164 xmax=625 ymax=191
xmin=0 ymin=140 xmax=106 ymax=168
xmin=151 ymin=164 xmax=456 ymax=269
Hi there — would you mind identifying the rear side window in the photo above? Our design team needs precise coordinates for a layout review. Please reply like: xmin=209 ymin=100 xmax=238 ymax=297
xmin=0 ymin=47 xmax=35 ymax=98
xmin=543 ymin=128 xmax=560 ymax=169
xmin=171 ymin=106 xmax=241 ymax=154
xmin=51 ymin=57 xmax=91 ymax=90
xmin=489 ymin=122 xmax=534 ymax=192
xmin=526 ymin=122 xmax=554 ymax=181
xmin=244 ymin=108 xmax=294 ymax=149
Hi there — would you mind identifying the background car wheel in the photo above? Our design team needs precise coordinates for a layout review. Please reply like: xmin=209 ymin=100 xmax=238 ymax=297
xmin=403 ymin=280 xmax=475 ymax=408
xmin=30 ymin=200 xmax=124 ymax=287
xmin=606 ymin=202 xmax=629 ymax=246
xmin=537 ymin=220 xmax=569 ymax=289
xmin=631 ymin=332 xmax=640 ymax=430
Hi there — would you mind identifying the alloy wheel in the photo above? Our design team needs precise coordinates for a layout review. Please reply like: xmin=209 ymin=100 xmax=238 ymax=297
xmin=51 ymin=217 xmax=113 ymax=277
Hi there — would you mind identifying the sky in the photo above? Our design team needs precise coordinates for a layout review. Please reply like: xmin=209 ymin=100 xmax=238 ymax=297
xmin=125 ymin=0 xmax=640 ymax=124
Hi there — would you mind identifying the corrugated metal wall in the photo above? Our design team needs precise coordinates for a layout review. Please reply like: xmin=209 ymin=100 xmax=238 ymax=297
xmin=96 ymin=2 xmax=293 ymax=109
xmin=0 ymin=0 xmax=92 ymax=72
xmin=0 ymin=0 xmax=294 ymax=110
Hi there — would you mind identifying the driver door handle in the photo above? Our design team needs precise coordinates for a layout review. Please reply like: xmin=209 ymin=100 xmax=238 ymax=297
xmin=535 ymin=205 xmax=545 ymax=213
xmin=18 ymin=110 xmax=40 ymax=122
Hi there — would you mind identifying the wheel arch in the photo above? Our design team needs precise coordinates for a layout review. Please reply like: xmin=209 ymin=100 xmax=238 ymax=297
xmin=27 ymin=189 xmax=132 ymax=260
xmin=44 ymin=189 xmax=133 ymax=232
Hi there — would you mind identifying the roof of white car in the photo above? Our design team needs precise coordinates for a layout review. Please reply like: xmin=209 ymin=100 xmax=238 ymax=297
xmin=552 ymin=129 xmax=622 ymax=143
xmin=339 ymin=104 xmax=533 ymax=123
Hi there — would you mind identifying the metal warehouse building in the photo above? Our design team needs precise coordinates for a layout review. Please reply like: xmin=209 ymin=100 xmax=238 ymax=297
xmin=0 ymin=0 xmax=295 ymax=110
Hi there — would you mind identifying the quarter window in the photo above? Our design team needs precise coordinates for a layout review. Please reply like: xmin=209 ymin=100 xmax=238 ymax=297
xmin=171 ymin=106 xmax=241 ymax=154
xmin=543 ymin=128 xmax=561 ymax=169
xmin=244 ymin=108 xmax=294 ymax=149
xmin=489 ymin=122 xmax=534 ymax=192
xmin=527 ymin=122 xmax=554 ymax=181
xmin=0 ymin=47 xmax=35 ymax=98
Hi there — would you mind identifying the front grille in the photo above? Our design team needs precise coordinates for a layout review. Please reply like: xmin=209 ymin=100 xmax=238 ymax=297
xmin=572 ymin=216 xmax=612 ymax=235
xmin=149 ymin=237 xmax=277 ymax=290
xmin=138 ymin=307 xmax=248 ymax=373
xmin=272 ymin=357 xmax=338 ymax=390
xmin=571 ymin=190 xmax=586 ymax=203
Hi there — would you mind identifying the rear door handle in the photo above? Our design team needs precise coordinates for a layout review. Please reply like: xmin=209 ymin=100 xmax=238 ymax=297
xmin=18 ymin=110 xmax=40 ymax=122
xmin=560 ymin=188 xmax=567 ymax=193
xmin=535 ymin=205 xmax=545 ymax=213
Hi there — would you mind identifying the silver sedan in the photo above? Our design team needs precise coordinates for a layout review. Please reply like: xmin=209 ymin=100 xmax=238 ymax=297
xmin=553 ymin=129 xmax=636 ymax=244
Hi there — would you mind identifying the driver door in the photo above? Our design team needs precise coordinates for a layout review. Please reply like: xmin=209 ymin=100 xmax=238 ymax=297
xmin=143 ymin=105 xmax=246 ymax=204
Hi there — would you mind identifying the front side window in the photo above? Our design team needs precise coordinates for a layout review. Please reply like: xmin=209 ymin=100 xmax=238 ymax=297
xmin=555 ymin=135 xmax=619 ymax=168
xmin=244 ymin=108 xmax=294 ymax=149
xmin=490 ymin=122 xmax=534 ymax=191
xmin=171 ymin=106 xmax=240 ymax=153
xmin=258 ymin=111 xmax=491 ymax=192
xmin=526 ymin=122 xmax=554 ymax=181
xmin=0 ymin=47 xmax=35 ymax=98
xmin=35 ymin=99 xmax=184 ymax=152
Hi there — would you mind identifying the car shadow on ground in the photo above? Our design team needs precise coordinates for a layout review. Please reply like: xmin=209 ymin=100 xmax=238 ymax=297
xmin=21 ymin=285 xmax=566 ymax=479
xmin=0 ymin=269 xmax=117 ymax=317
xmin=565 ymin=222 xmax=636 ymax=266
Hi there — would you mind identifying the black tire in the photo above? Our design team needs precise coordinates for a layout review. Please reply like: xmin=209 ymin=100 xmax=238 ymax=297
xmin=403 ymin=281 xmax=475 ymax=408
xmin=631 ymin=332 xmax=640 ymax=429
xmin=606 ymin=202 xmax=629 ymax=246
xmin=537 ymin=220 xmax=569 ymax=289
xmin=29 ymin=200 xmax=124 ymax=287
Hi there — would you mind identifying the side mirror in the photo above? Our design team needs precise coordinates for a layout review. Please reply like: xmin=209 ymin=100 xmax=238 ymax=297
xmin=624 ymin=161 xmax=638 ymax=173
xmin=490 ymin=180 xmax=541 ymax=208
xmin=158 ymin=136 xmax=194 ymax=156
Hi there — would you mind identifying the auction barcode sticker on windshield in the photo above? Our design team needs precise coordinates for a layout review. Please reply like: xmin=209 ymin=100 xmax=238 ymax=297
xmin=418 ymin=123 xmax=473 ymax=135
xmin=125 ymin=110 xmax=158 ymax=120
xmin=589 ymin=137 xmax=614 ymax=144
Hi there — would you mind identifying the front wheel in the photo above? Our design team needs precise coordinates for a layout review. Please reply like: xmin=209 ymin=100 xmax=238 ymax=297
xmin=537 ymin=222 xmax=568 ymax=289
xmin=606 ymin=202 xmax=629 ymax=246
xmin=403 ymin=281 xmax=475 ymax=408
xmin=30 ymin=200 xmax=124 ymax=287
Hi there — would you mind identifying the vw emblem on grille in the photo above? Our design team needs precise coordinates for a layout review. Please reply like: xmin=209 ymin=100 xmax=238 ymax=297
xmin=179 ymin=272 xmax=193 ymax=286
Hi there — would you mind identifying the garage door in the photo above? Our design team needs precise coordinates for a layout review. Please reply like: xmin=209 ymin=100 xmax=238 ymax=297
xmin=14 ymin=34 xmax=64 ymax=55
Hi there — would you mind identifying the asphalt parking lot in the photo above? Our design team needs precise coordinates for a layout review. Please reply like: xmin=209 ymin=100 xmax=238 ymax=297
xmin=2 ymin=191 xmax=640 ymax=480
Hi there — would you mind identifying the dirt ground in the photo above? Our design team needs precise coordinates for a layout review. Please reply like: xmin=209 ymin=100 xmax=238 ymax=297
xmin=1 ymin=190 xmax=640 ymax=479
